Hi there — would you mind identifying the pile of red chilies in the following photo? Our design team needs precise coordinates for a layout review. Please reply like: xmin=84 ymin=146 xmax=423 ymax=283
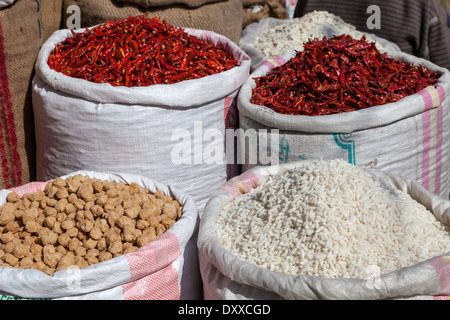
xmin=250 ymin=35 xmax=441 ymax=116
xmin=48 ymin=15 xmax=239 ymax=87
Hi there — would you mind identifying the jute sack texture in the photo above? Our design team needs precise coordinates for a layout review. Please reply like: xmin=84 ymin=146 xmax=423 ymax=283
xmin=0 ymin=0 xmax=42 ymax=190
xmin=62 ymin=0 xmax=243 ymax=44
xmin=42 ymin=0 xmax=63 ymax=42
xmin=117 ymin=0 xmax=224 ymax=7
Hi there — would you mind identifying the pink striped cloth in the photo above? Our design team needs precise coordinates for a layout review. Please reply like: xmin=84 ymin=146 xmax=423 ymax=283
xmin=431 ymin=255 xmax=450 ymax=300
xmin=123 ymin=232 xmax=181 ymax=300
xmin=419 ymin=85 xmax=446 ymax=196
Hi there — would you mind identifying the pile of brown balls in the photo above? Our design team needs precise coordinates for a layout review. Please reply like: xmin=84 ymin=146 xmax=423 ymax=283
xmin=0 ymin=174 xmax=183 ymax=275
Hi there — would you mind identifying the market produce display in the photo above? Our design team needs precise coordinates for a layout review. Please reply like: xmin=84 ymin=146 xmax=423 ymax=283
xmin=47 ymin=15 xmax=240 ymax=86
xmin=250 ymin=34 xmax=441 ymax=115
xmin=0 ymin=174 xmax=183 ymax=276
xmin=215 ymin=159 xmax=450 ymax=279
xmin=0 ymin=2 xmax=448 ymax=300
xmin=250 ymin=10 xmax=391 ymax=59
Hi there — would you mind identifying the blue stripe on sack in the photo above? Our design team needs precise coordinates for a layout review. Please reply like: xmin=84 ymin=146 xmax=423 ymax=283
xmin=333 ymin=133 xmax=356 ymax=165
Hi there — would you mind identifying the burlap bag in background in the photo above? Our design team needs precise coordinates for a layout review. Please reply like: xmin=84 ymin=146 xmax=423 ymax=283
xmin=243 ymin=0 xmax=288 ymax=28
xmin=41 ymin=0 xmax=63 ymax=42
xmin=62 ymin=0 xmax=243 ymax=44
xmin=117 ymin=0 xmax=224 ymax=8
xmin=0 ymin=0 xmax=42 ymax=190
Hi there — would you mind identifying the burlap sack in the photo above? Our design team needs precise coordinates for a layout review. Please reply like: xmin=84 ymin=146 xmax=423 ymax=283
xmin=117 ymin=0 xmax=223 ymax=8
xmin=62 ymin=0 xmax=243 ymax=44
xmin=42 ymin=0 xmax=63 ymax=42
xmin=0 ymin=0 xmax=42 ymax=190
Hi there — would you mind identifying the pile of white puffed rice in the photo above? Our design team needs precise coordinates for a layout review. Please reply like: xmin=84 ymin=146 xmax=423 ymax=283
xmin=252 ymin=10 xmax=389 ymax=59
xmin=215 ymin=159 xmax=450 ymax=279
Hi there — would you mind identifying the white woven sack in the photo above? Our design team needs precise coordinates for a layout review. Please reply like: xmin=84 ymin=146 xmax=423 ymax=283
xmin=0 ymin=170 xmax=200 ymax=300
xmin=32 ymin=26 xmax=251 ymax=214
xmin=239 ymin=17 xmax=401 ymax=71
xmin=198 ymin=161 xmax=450 ymax=300
xmin=0 ymin=0 xmax=16 ymax=8
xmin=237 ymin=50 xmax=450 ymax=199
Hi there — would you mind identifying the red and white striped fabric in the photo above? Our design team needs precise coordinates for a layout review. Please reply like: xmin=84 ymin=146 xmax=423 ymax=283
xmin=0 ymin=171 xmax=200 ymax=300
xmin=418 ymin=85 xmax=446 ymax=196
xmin=7 ymin=181 xmax=48 ymax=196
xmin=123 ymin=232 xmax=182 ymax=300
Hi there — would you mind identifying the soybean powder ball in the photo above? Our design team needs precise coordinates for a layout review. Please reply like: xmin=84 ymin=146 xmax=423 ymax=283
xmin=215 ymin=159 xmax=450 ymax=279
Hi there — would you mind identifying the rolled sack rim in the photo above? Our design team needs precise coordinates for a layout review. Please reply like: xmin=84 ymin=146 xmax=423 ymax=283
xmin=35 ymin=25 xmax=251 ymax=107
xmin=237 ymin=50 xmax=450 ymax=134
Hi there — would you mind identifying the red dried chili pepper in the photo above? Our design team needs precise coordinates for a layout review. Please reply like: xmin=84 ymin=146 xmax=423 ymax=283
xmin=250 ymin=35 xmax=441 ymax=116
xmin=48 ymin=15 xmax=239 ymax=87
